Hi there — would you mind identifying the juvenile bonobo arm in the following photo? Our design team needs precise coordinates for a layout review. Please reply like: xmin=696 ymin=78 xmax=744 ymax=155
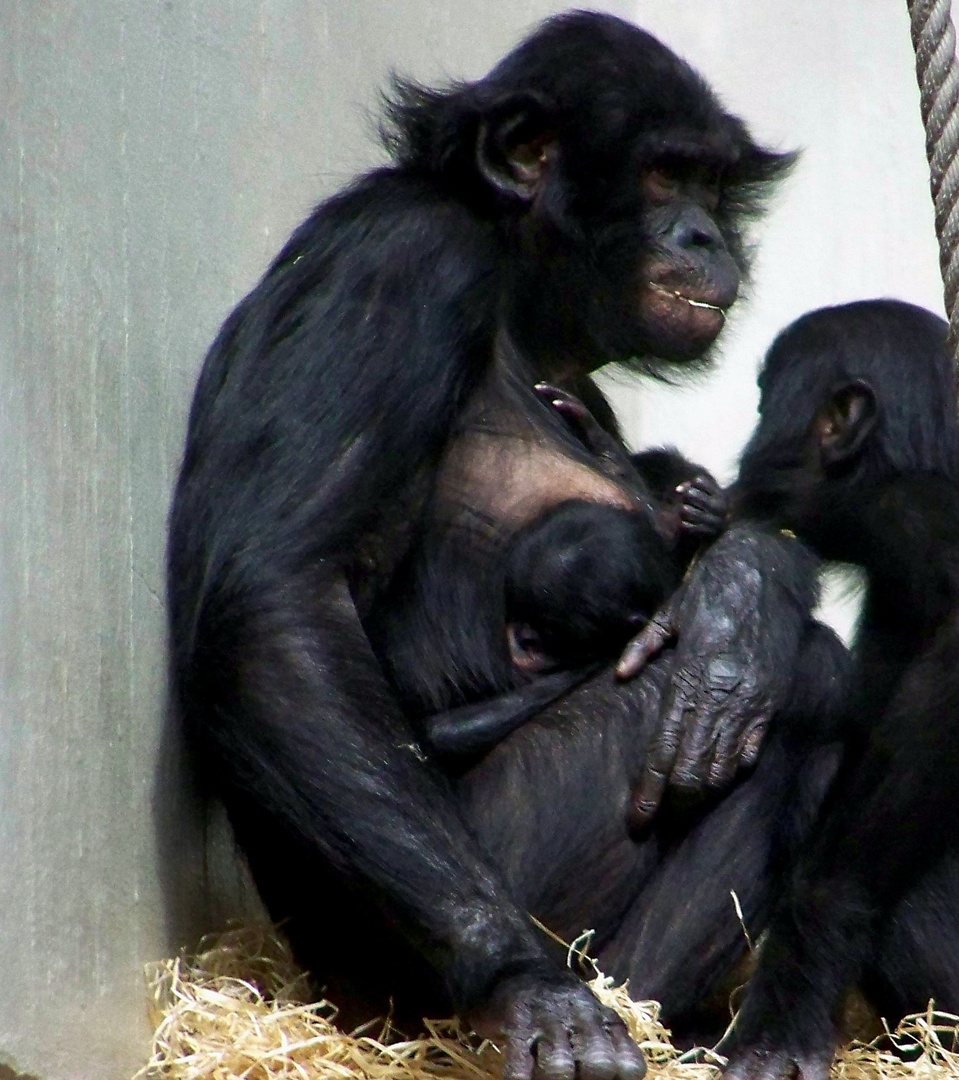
xmin=209 ymin=572 xmax=643 ymax=1080
xmin=619 ymin=528 xmax=819 ymax=827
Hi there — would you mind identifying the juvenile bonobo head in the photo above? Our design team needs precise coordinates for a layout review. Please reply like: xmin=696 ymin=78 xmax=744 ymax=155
xmin=734 ymin=299 xmax=959 ymax=542
xmin=381 ymin=10 xmax=794 ymax=374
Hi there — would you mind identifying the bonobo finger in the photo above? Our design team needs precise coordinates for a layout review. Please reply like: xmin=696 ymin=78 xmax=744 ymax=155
xmin=533 ymin=1033 xmax=576 ymax=1080
xmin=502 ymin=1035 xmax=537 ymax=1080
xmin=629 ymin=699 xmax=683 ymax=827
xmin=628 ymin=767 xmax=668 ymax=831
xmin=679 ymin=507 xmax=726 ymax=533
xmin=534 ymin=383 xmax=586 ymax=421
xmin=738 ymin=718 xmax=769 ymax=769
xmin=616 ymin=608 xmax=677 ymax=680
xmin=707 ymin=721 xmax=739 ymax=789
xmin=566 ymin=999 xmax=633 ymax=1080
xmin=608 ymin=1024 xmax=647 ymax=1080
xmin=568 ymin=1028 xmax=616 ymax=1080
xmin=678 ymin=479 xmax=722 ymax=507
xmin=671 ymin=703 xmax=712 ymax=791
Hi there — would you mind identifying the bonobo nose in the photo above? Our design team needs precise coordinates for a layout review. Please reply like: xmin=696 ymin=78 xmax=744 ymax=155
xmin=669 ymin=204 xmax=725 ymax=252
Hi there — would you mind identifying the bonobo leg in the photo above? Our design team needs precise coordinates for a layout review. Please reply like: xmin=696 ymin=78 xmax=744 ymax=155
xmin=456 ymin=656 xmax=837 ymax=1042
xmin=865 ymin=853 xmax=959 ymax=1021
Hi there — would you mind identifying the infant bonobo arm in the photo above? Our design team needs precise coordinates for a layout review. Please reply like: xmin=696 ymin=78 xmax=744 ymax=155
xmin=620 ymin=528 xmax=819 ymax=828
xmin=422 ymin=664 xmax=601 ymax=760
xmin=631 ymin=448 xmax=729 ymax=545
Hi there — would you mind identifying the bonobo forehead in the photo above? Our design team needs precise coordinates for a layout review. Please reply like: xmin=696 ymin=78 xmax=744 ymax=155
xmin=484 ymin=11 xmax=742 ymax=158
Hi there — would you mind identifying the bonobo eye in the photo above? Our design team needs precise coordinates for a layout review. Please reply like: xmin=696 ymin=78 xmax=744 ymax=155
xmin=642 ymin=168 xmax=681 ymax=202
xmin=641 ymin=163 xmax=722 ymax=211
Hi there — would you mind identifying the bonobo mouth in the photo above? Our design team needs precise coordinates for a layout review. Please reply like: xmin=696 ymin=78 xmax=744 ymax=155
xmin=647 ymin=281 xmax=731 ymax=315
xmin=639 ymin=276 xmax=734 ymax=360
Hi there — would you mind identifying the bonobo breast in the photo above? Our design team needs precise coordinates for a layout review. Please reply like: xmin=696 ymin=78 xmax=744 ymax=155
xmin=361 ymin=370 xmax=644 ymax=716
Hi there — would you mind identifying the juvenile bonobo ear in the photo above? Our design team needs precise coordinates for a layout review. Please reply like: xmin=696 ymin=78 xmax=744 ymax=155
xmin=476 ymin=92 xmax=556 ymax=201
xmin=815 ymin=380 xmax=878 ymax=470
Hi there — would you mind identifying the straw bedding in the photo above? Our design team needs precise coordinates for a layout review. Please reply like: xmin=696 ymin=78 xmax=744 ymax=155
xmin=137 ymin=926 xmax=959 ymax=1080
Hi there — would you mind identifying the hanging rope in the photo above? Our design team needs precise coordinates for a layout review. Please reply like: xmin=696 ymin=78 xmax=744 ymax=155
xmin=908 ymin=0 xmax=959 ymax=355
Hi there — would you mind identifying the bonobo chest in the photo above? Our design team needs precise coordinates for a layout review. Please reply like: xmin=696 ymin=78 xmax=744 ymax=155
xmin=434 ymin=377 xmax=642 ymax=535
xmin=359 ymin=372 xmax=647 ymax=715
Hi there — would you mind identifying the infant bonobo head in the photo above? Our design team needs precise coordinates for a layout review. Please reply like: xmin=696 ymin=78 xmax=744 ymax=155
xmin=734 ymin=299 xmax=959 ymax=543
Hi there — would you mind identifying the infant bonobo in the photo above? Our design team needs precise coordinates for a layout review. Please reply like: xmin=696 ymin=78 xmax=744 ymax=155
xmin=424 ymin=385 xmax=727 ymax=760
xmin=505 ymin=386 xmax=727 ymax=673
xmin=720 ymin=299 xmax=959 ymax=1080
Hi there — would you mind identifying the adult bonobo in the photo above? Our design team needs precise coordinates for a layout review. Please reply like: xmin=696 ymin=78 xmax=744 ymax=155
xmin=169 ymin=12 xmax=802 ymax=1078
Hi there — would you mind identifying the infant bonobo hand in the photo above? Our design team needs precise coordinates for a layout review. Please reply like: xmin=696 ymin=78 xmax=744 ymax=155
xmin=469 ymin=970 xmax=646 ymax=1080
xmin=533 ymin=383 xmax=637 ymax=484
xmin=659 ymin=472 xmax=728 ymax=546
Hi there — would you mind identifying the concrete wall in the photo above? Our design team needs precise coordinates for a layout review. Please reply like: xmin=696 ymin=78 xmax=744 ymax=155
xmin=0 ymin=3 xmax=943 ymax=1078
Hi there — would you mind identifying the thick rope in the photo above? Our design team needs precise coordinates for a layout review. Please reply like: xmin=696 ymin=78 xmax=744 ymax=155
xmin=908 ymin=0 xmax=959 ymax=354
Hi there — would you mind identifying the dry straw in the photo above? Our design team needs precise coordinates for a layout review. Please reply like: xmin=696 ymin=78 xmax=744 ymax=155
xmin=137 ymin=926 xmax=959 ymax=1080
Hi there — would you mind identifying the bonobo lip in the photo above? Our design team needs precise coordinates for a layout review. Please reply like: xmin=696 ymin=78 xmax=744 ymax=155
xmin=647 ymin=281 xmax=731 ymax=315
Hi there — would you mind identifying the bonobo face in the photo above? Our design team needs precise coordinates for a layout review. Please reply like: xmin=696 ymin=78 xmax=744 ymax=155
xmin=634 ymin=163 xmax=742 ymax=361
xmin=467 ymin=17 xmax=793 ymax=374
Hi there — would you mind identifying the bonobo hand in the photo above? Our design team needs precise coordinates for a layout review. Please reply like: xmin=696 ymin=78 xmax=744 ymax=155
xmin=469 ymin=970 xmax=646 ymax=1080
xmin=615 ymin=528 xmax=812 ymax=829
xmin=721 ymin=1042 xmax=834 ymax=1080
xmin=533 ymin=384 xmax=637 ymax=485
xmin=660 ymin=472 xmax=728 ymax=542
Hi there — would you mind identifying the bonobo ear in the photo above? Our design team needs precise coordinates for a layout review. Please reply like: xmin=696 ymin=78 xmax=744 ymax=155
xmin=476 ymin=92 xmax=556 ymax=201
xmin=815 ymin=380 xmax=878 ymax=470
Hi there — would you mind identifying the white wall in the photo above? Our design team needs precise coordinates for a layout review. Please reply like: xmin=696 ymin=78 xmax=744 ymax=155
xmin=0 ymin=3 xmax=942 ymax=1078
xmin=600 ymin=3 xmax=944 ymax=638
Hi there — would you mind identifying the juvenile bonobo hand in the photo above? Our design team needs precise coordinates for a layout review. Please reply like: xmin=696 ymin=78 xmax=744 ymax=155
xmin=616 ymin=528 xmax=813 ymax=830
xmin=469 ymin=970 xmax=646 ymax=1080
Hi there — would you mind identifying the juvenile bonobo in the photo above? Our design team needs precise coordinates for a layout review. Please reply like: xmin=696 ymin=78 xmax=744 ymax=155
xmin=720 ymin=300 xmax=959 ymax=1080
xmin=169 ymin=11 xmax=805 ymax=1076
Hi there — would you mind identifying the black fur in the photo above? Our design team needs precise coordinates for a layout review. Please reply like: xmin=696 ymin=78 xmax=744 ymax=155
xmin=168 ymin=12 xmax=796 ymax=1075
xmin=724 ymin=300 xmax=959 ymax=1080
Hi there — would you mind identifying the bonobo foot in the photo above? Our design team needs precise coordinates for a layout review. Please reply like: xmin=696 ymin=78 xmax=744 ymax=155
xmin=720 ymin=974 xmax=837 ymax=1080
xmin=468 ymin=970 xmax=646 ymax=1080
xmin=722 ymin=1042 xmax=834 ymax=1080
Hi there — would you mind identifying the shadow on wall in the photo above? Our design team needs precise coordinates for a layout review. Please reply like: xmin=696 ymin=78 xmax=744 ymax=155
xmin=153 ymin=692 xmax=267 ymax=951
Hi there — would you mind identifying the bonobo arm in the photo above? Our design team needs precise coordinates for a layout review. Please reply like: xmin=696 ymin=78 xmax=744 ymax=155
xmin=423 ymin=664 xmax=601 ymax=760
xmin=619 ymin=527 xmax=819 ymax=826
